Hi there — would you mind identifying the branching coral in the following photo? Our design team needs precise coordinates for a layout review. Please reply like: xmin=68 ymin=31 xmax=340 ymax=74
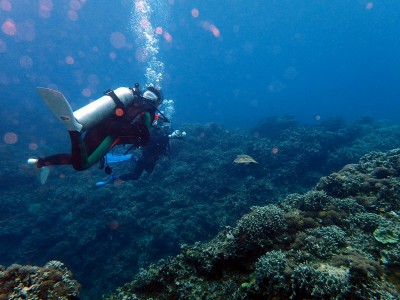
xmin=303 ymin=226 xmax=346 ymax=258
xmin=291 ymin=263 xmax=350 ymax=299
xmin=0 ymin=261 xmax=80 ymax=299
xmin=233 ymin=204 xmax=286 ymax=249
xmin=254 ymin=250 xmax=289 ymax=294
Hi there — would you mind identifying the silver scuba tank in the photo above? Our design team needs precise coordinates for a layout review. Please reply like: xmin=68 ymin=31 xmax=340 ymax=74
xmin=74 ymin=87 xmax=135 ymax=130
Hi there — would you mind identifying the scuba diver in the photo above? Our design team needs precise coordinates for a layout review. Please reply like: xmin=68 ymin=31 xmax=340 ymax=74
xmin=28 ymin=83 xmax=166 ymax=173
xmin=96 ymin=119 xmax=186 ymax=186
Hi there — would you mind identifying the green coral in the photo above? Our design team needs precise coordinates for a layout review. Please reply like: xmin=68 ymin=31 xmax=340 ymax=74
xmin=291 ymin=263 xmax=350 ymax=299
xmin=233 ymin=204 xmax=286 ymax=248
xmin=254 ymin=250 xmax=289 ymax=294
xmin=347 ymin=212 xmax=386 ymax=232
xmin=304 ymin=225 xmax=347 ymax=258
xmin=373 ymin=226 xmax=399 ymax=244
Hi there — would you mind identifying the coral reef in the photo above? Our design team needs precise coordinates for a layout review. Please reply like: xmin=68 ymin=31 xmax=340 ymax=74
xmin=2 ymin=116 xmax=400 ymax=298
xmin=0 ymin=260 xmax=80 ymax=299
xmin=104 ymin=149 xmax=400 ymax=299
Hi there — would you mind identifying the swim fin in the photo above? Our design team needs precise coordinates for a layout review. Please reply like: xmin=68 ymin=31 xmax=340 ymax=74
xmin=40 ymin=166 xmax=50 ymax=184
xmin=37 ymin=87 xmax=83 ymax=132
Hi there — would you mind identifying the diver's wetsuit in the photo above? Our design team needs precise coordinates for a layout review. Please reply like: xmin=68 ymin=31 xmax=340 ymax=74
xmin=37 ymin=111 xmax=153 ymax=171
xmin=119 ymin=130 xmax=170 ymax=180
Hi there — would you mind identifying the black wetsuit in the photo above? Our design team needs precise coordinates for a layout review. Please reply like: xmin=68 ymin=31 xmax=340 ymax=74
xmin=119 ymin=129 xmax=170 ymax=180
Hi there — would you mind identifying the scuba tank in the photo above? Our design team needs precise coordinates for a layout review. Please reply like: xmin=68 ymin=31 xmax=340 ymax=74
xmin=73 ymin=87 xmax=137 ymax=130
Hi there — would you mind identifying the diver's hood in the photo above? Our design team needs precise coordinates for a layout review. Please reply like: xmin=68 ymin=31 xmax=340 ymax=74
xmin=143 ymin=87 xmax=163 ymax=106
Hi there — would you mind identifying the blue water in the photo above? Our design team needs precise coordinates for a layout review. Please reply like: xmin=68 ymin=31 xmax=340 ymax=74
xmin=1 ymin=0 xmax=400 ymax=141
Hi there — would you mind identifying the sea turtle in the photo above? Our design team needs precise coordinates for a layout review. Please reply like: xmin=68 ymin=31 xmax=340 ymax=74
xmin=233 ymin=154 xmax=258 ymax=164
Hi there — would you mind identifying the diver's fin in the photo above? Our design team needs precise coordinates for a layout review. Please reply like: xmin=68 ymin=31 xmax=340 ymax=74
xmin=37 ymin=87 xmax=83 ymax=132
xmin=106 ymin=153 xmax=133 ymax=164
xmin=40 ymin=166 xmax=50 ymax=185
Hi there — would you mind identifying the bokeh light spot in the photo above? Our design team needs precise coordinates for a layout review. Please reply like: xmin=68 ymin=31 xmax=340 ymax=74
xmin=82 ymin=88 xmax=91 ymax=97
xmin=109 ymin=221 xmax=120 ymax=230
xmin=69 ymin=0 xmax=81 ymax=10
xmin=28 ymin=143 xmax=38 ymax=150
xmin=0 ymin=0 xmax=12 ymax=11
xmin=39 ymin=0 xmax=53 ymax=19
xmin=110 ymin=32 xmax=126 ymax=49
xmin=4 ymin=132 xmax=18 ymax=144
xmin=2 ymin=19 xmax=16 ymax=36
xmin=210 ymin=24 xmax=220 ymax=38
xmin=163 ymin=31 xmax=172 ymax=42
xmin=191 ymin=8 xmax=199 ymax=18
xmin=88 ymin=74 xmax=99 ymax=86
xmin=109 ymin=51 xmax=117 ymax=61
xmin=201 ymin=21 xmax=221 ymax=38
xmin=19 ymin=55 xmax=33 ymax=69
xmin=156 ymin=26 xmax=163 ymax=35
xmin=115 ymin=108 xmax=124 ymax=117
xmin=67 ymin=9 xmax=78 ymax=21
xmin=65 ymin=55 xmax=75 ymax=64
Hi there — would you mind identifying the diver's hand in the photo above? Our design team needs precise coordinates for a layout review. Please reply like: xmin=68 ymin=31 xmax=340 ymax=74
xmin=169 ymin=130 xmax=186 ymax=139
xmin=95 ymin=174 xmax=119 ymax=187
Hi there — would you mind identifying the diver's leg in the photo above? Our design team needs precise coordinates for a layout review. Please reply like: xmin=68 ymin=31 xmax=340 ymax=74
xmin=36 ymin=154 xmax=72 ymax=167
xmin=70 ymin=130 xmax=115 ymax=171
xmin=33 ymin=131 xmax=83 ymax=169
xmin=69 ymin=130 xmax=87 ymax=170
xmin=34 ymin=131 xmax=114 ymax=171
xmin=34 ymin=131 xmax=80 ymax=167
xmin=144 ymin=160 xmax=157 ymax=174
xmin=119 ymin=157 xmax=145 ymax=181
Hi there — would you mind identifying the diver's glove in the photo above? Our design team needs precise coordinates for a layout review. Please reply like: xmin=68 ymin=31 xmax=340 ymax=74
xmin=95 ymin=174 xmax=119 ymax=187
xmin=169 ymin=130 xmax=186 ymax=139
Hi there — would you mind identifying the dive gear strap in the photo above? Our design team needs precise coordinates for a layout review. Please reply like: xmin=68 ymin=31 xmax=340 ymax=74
xmin=104 ymin=89 xmax=125 ymax=116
